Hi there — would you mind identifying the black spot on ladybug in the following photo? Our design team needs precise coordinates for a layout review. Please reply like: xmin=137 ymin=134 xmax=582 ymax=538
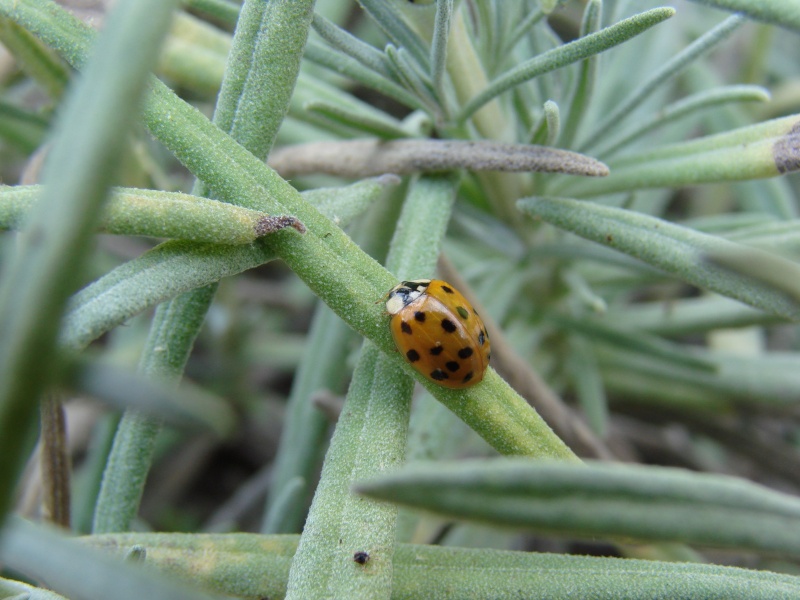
xmin=458 ymin=347 xmax=473 ymax=359
xmin=353 ymin=551 xmax=370 ymax=565
xmin=462 ymin=372 xmax=474 ymax=383
xmin=401 ymin=321 xmax=412 ymax=334
xmin=478 ymin=331 xmax=485 ymax=345
xmin=430 ymin=346 xmax=444 ymax=356
xmin=441 ymin=285 xmax=454 ymax=294
xmin=456 ymin=306 xmax=469 ymax=319
xmin=406 ymin=349 xmax=420 ymax=362
xmin=487 ymin=353 xmax=492 ymax=361
xmin=414 ymin=311 xmax=426 ymax=322
xmin=441 ymin=319 xmax=456 ymax=333
xmin=430 ymin=369 xmax=449 ymax=381
xmin=446 ymin=361 xmax=460 ymax=372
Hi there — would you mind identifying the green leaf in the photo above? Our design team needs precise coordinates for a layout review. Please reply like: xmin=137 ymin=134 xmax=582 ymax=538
xmin=595 ymin=84 xmax=771 ymax=158
xmin=518 ymin=197 xmax=800 ymax=321
xmin=180 ymin=0 xmax=240 ymax=27
xmin=579 ymin=14 xmax=745 ymax=151
xmin=0 ymin=576 xmax=70 ymax=599
xmin=304 ymin=40 xmax=426 ymax=111
xmin=67 ymin=358 xmax=236 ymax=436
xmin=0 ymin=0 xmax=179 ymax=522
xmin=0 ymin=99 xmax=49 ymax=153
xmin=357 ymin=460 xmax=800 ymax=556
xmin=457 ymin=7 xmax=675 ymax=122
xmin=86 ymin=531 xmax=800 ymax=600
xmin=597 ymin=345 xmax=800 ymax=409
xmin=311 ymin=12 xmax=392 ymax=78
xmin=1 ymin=518 xmax=222 ymax=600
xmin=686 ymin=0 xmax=800 ymax=32
xmin=304 ymin=100 xmax=411 ymax=139
xmin=356 ymin=0 xmax=430 ymax=69
xmin=285 ymin=345 xmax=413 ymax=600
xmin=0 ymin=186 xmax=304 ymax=244
xmin=2 ymin=0 xmax=578 ymax=464
xmin=0 ymin=13 xmax=69 ymax=98
xmin=61 ymin=177 xmax=394 ymax=352
xmin=263 ymin=305 xmax=355 ymax=534
xmin=285 ymin=177 xmax=456 ymax=599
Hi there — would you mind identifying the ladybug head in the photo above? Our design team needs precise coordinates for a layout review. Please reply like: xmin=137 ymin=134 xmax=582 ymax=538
xmin=385 ymin=279 xmax=431 ymax=314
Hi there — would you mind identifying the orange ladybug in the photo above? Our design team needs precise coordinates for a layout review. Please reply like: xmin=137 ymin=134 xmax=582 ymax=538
xmin=386 ymin=279 xmax=490 ymax=389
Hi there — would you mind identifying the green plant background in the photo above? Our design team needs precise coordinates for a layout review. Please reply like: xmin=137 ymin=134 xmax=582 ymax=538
xmin=1 ymin=0 xmax=800 ymax=598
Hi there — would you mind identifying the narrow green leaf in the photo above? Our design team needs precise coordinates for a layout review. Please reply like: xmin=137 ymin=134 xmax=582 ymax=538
xmin=356 ymin=0 xmax=430 ymax=69
xmin=0 ymin=577 xmax=69 ymax=600
xmin=93 ymin=0 xmax=324 ymax=536
xmin=263 ymin=476 xmax=307 ymax=534
xmin=385 ymin=44 xmax=438 ymax=109
xmin=687 ymin=0 xmax=800 ymax=32
xmin=430 ymin=0 xmax=453 ymax=106
xmin=0 ymin=186 xmax=304 ymax=244
xmin=61 ymin=178 xmax=393 ymax=352
xmin=304 ymin=100 xmax=410 ymax=139
xmin=72 ymin=414 xmax=119 ymax=535
xmin=707 ymin=246 xmax=800 ymax=306
xmin=457 ymin=7 xmax=675 ymax=122
xmin=216 ymin=0 xmax=314 ymax=158
xmin=0 ymin=99 xmax=48 ymax=153
xmin=559 ymin=0 xmax=601 ymax=149
xmin=606 ymin=114 xmax=800 ymax=167
xmin=0 ymin=0 xmax=179 ymax=522
xmin=0 ymin=14 xmax=69 ymax=98
xmin=60 ymin=243 xmax=270 ymax=351
xmin=301 ymin=175 xmax=400 ymax=226
xmin=386 ymin=175 xmax=458 ymax=279
xmin=92 ymin=285 xmax=216 ymax=534
xmin=86 ymin=531 xmax=800 ymax=600
xmin=498 ymin=7 xmax=546 ymax=57
xmin=285 ymin=346 xmax=413 ymax=600
xmin=158 ymin=14 xmax=229 ymax=97
xmin=551 ymin=313 xmax=717 ymax=371
xmin=607 ymin=294 xmax=782 ymax=336
xmin=180 ymin=0 xmax=240 ymax=27
xmin=68 ymin=358 xmax=236 ymax=436
xmin=304 ymin=40 xmax=426 ymax=111
xmin=595 ymin=84 xmax=771 ymax=158
xmin=562 ymin=131 xmax=800 ymax=197
xmin=598 ymin=344 xmax=800 ymax=409
xmin=311 ymin=12 xmax=392 ymax=77
xmin=285 ymin=176 xmax=457 ymax=600
xmin=566 ymin=335 xmax=608 ymax=437
xmin=3 ymin=0 xmax=578 ymax=464
xmin=542 ymin=99 xmax=560 ymax=146
xmin=579 ymin=14 xmax=745 ymax=151
xmin=518 ymin=197 xmax=800 ymax=321
xmin=1 ymin=518 xmax=222 ymax=600
xmin=263 ymin=304 xmax=354 ymax=534
xmin=357 ymin=460 xmax=800 ymax=556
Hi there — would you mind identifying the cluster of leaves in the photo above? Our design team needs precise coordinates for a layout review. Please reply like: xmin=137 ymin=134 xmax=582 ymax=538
xmin=1 ymin=0 xmax=800 ymax=599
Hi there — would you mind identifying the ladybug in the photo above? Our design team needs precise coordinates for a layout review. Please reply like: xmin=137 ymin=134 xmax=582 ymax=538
xmin=385 ymin=279 xmax=490 ymax=389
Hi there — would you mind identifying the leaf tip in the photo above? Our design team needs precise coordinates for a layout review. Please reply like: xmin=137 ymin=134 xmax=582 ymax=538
xmin=256 ymin=215 xmax=307 ymax=236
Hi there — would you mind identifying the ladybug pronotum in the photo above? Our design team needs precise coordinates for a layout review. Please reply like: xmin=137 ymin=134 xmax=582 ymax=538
xmin=386 ymin=279 xmax=491 ymax=389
